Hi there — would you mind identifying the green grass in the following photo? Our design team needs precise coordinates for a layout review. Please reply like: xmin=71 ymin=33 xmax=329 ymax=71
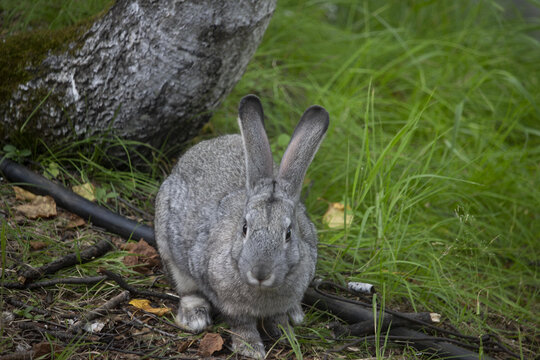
xmin=0 ymin=0 xmax=112 ymax=34
xmin=218 ymin=0 xmax=539 ymax=346
xmin=1 ymin=0 xmax=539 ymax=358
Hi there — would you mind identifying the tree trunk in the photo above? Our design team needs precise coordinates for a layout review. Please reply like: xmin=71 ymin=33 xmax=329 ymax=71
xmin=0 ymin=0 xmax=276 ymax=155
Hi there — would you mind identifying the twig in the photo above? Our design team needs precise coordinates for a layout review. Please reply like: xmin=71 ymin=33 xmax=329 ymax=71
xmin=71 ymin=290 xmax=130 ymax=331
xmin=0 ymin=351 xmax=34 ymax=360
xmin=131 ymin=307 xmax=186 ymax=332
xmin=125 ymin=310 xmax=180 ymax=338
xmin=1 ymin=282 xmax=26 ymax=290
xmin=2 ymin=275 xmax=107 ymax=290
xmin=101 ymin=270 xmax=179 ymax=302
xmin=28 ymin=275 xmax=108 ymax=288
xmin=5 ymin=298 xmax=50 ymax=316
xmin=19 ymin=239 xmax=113 ymax=284
xmin=18 ymin=321 xmax=98 ymax=342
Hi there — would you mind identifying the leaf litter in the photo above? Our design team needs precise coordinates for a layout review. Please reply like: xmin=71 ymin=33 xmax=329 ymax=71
xmin=122 ymin=239 xmax=161 ymax=274
xmin=2 ymin=178 xmax=309 ymax=359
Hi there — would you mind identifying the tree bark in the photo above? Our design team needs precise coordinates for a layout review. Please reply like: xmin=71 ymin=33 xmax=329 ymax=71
xmin=1 ymin=0 xmax=276 ymax=153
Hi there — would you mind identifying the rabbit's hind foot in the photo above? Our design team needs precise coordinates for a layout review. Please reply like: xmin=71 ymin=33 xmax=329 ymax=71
xmin=287 ymin=303 xmax=305 ymax=325
xmin=229 ymin=317 xmax=265 ymax=359
xmin=232 ymin=336 xmax=265 ymax=359
xmin=175 ymin=294 xmax=212 ymax=333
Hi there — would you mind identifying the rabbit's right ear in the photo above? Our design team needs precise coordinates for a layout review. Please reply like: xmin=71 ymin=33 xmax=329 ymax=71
xmin=278 ymin=105 xmax=329 ymax=200
xmin=238 ymin=95 xmax=274 ymax=191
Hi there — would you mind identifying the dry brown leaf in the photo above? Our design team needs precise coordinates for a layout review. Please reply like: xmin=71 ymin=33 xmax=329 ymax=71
xmin=30 ymin=241 xmax=48 ymax=250
xmin=72 ymin=182 xmax=96 ymax=201
xmin=322 ymin=202 xmax=354 ymax=229
xmin=122 ymin=239 xmax=161 ymax=274
xmin=198 ymin=333 xmax=224 ymax=357
xmin=15 ymin=195 xmax=57 ymax=219
xmin=129 ymin=299 xmax=171 ymax=316
xmin=13 ymin=186 xmax=37 ymax=201
xmin=65 ymin=214 xmax=86 ymax=228
xmin=32 ymin=341 xmax=62 ymax=358
xmin=177 ymin=340 xmax=194 ymax=353
xmin=111 ymin=237 xmax=126 ymax=248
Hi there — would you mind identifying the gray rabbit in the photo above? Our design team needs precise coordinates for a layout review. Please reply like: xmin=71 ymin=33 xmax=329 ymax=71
xmin=154 ymin=95 xmax=329 ymax=358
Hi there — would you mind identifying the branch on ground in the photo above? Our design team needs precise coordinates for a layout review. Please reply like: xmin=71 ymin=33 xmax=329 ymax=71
xmin=18 ymin=238 xmax=113 ymax=284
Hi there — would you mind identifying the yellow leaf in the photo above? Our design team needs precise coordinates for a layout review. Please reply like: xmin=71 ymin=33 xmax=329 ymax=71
xmin=72 ymin=182 xmax=96 ymax=201
xmin=15 ymin=196 xmax=57 ymax=219
xmin=129 ymin=299 xmax=171 ymax=316
xmin=13 ymin=186 xmax=37 ymax=201
xmin=322 ymin=202 xmax=354 ymax=229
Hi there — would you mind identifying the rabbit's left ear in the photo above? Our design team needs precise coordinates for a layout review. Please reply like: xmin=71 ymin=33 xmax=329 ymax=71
xmin=278 ymin=105 xmax=329 ymax=200
xmin=238 ymin=95 xmax=274 ymax=191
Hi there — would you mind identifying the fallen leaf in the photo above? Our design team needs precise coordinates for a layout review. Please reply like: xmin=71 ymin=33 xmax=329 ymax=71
xmin=30 ymin=241 xmax=48 ymax=250
xmin=129 ymin=299 xmax=171 ymax=316
xmin=122 ymin=239 xmax=161 ymax=274
xmin=13 ymin=186 xmax=37 ymax=201
xmin=322 ymin=202 xmax=354 ymax=229
xmin=72 ymin=182 xmax=96 ymax=201
xmin=111 ymin=237 xmax=126 ymax=248
xmin=65 ymin=214 xmax=86 ymax=228
xmin=198 ymin=333 xmax=224 ymax=357
xmin=15 ymin=195 xmax=57 ymax=219
xmin=32 ymin=342 xmax=62 ymax=358
xmin=177 ymin=340 xmax=193 ymax=353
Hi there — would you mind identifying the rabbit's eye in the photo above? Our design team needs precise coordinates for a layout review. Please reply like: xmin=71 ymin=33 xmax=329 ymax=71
xmin=285 ymin=226 xmax=292 ymax=242
xmin=242 ymin=220 xmax=248 ymax=237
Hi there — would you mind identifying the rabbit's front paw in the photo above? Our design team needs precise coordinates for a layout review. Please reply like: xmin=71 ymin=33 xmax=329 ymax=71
xmin=175 ymin=295 xmax=212 ymax=333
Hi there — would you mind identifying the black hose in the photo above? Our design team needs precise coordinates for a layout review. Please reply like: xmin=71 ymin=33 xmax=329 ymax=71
xmin=303 ymin=289 xmax=497 ymax=360
xmin=0 ymin=158 xmax=155 ymax=247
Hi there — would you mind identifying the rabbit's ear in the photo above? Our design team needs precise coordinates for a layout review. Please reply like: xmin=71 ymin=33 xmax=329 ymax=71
xmin=238 ymin=95 xmax=274 ymax=190
xmin=278 ymin=105 xmax=329 ymax=199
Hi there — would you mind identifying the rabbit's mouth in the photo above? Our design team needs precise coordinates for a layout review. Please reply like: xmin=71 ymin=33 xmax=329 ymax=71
xmin=246 ymin=270 xmax=276 ymax=288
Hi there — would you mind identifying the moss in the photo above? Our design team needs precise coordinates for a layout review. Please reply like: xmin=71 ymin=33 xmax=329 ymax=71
xmin=0 ymin=2 xmax=113 ymax=105
xmin=0 ymin=25 xmax=81 ymax=104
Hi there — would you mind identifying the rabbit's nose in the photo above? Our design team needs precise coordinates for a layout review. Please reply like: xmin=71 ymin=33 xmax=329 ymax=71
xmin=247 ymin=266 xmax=275 ymax=287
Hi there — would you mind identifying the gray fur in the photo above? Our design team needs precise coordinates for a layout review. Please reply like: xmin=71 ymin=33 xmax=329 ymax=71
xmin=154 ymin=95 xmax=329 ymax=358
